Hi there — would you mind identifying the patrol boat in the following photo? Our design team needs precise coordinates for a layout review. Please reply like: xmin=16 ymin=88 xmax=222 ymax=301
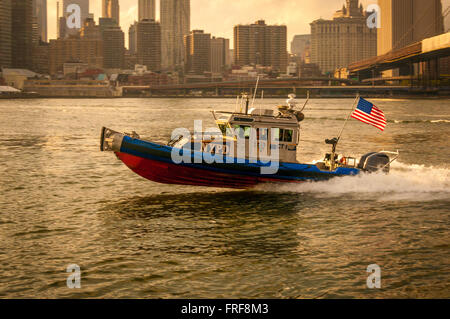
xmin=100 ymin=94 xmax=397 ymax=189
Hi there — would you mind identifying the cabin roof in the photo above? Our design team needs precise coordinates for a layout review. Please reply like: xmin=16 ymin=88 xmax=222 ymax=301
xmin=215 ymin=111 xmax=299 ymax=127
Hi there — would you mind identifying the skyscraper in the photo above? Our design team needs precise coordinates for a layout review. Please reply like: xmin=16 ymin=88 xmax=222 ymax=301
xmin=80 ymin=17 xmax=101 ymax=39
xmin=63 ymin=0 xmax=89 ymax=36
xmin=12 ymin=0 xmax=34 ymax=69
xmin=33 ymin=0 xmax=47 ymax=42
xmin=234 ymin=20 xmax=288 ymax=72
xmin=136 ymin=19 xmax=161 ymax=71
xmin=32 ymin=16 xmax=39 ymax=45
xmin=129 ymin=22 xmax=138 ymax=55
xmin=184 ymin=30 xmax=211 ymax=75
xmin=377 ymin=0 xmax=444 ymax=55
xmin=160 ymin=0 xmax=190 ymax=71
xmin=210 ymin=37 xmax=230 ymax=73
xmin=49 ymin=19 xmax=103 ymax=75
xmin=139 ymin=0 xmax=156 ymax=21
xmin=291 ymin=35 xmax=311 ymax=59
xmin=49 ymin=37 xmax=103 ymax=75
xmin=102 ymin=0 xmax=120 ymax=25
xmin=100 ymin=18 xmax=125 ymax=69
xmin=310 ymin=0 xmax=377 ymax=73
xmin=0 ymin=0 xmax=12 ymax=68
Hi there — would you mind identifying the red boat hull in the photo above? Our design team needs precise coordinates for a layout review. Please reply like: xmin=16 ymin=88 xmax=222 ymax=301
xmin=116 ymin=152 xmax=299 ymax=189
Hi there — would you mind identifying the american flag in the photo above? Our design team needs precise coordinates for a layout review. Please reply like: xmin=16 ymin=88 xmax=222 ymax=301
xmin=351 ymin=98 xmax=387 ymax=131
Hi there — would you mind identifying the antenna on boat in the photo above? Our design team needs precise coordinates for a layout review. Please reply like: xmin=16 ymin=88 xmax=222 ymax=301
xmin=235 ymin=95 xmax=239 ymax=113
xmin=259 ymin=90 xmax=264 ymax=115
xmin=251 ymin=76 xmax=260 ymax=109
xmin=300 ymin=90 xmax=310 ymax=112
xmin=239 ymin=93 xmax=246 ymax=113
xmin=245 ymin=94 xmax=250 ymax=114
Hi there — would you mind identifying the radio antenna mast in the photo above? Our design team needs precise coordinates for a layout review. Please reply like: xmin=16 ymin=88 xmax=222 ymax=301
xmin=251 ymin=76 xmax=260 ymax=109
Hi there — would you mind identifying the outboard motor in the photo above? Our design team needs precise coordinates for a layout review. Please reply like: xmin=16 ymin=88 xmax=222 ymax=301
xmin=358 ymin=152 xmax=390 ymax=173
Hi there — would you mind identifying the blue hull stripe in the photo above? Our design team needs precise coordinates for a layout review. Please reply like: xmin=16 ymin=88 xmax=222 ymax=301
xmin=119 ymin=136 xmax=360 ymax=181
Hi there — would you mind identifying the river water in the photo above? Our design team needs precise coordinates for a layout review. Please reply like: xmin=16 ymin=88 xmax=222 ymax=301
xmin=0 ymin=98 xmax=449 ymax=298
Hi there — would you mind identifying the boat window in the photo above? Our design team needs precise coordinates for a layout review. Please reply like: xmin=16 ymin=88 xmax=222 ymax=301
xmin=283 ymin=129 xmax=293 ymax=143
xmin=272 ymin=128 xmax=294 ymax=143
xmin=232 ymin=125 xmax=251 ymax=139
xmin=272 ymin=128 xmax=280 ymax=141
xmin=258 ymin=128 xmax=268 ymax=141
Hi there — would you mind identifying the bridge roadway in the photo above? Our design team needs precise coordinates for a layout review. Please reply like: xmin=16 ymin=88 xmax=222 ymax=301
xmin=120 ymin=77 xmax=355 ymax=92
xmin=120 ymin=84 xmax=445 ymax=98
xmin=348 ymin=32 xmax=450 ymax=79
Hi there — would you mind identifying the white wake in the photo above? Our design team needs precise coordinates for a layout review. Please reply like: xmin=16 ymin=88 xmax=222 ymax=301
xmin=256 ymin=162 xmax=450 ymax=202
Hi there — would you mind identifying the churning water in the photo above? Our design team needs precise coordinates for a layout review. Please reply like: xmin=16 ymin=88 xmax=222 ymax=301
xmin=257 ymin=162 xmax=450 ymax=202
xmin=0 ymin=98 xmax=449 ymax=298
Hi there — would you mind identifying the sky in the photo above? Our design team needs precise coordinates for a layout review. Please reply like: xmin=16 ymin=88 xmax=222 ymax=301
xmin=47 ymin=0 xmax=450 ymax=48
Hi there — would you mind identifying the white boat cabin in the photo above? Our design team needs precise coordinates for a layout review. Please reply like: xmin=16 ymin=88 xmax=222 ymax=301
xmin=170 ymin=95 xmax=305 ymax=164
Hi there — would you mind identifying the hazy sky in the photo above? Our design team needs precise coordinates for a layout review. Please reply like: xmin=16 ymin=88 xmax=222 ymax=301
xmin=47 ymin=0 xmax=449 ymax=48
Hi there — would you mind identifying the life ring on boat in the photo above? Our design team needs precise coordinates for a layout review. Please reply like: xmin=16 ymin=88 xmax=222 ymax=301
xmin=340 ymin=157 xmax=347 ymax=165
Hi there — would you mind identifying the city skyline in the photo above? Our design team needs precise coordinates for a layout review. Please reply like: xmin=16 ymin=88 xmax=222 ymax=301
xmin=45 ymin=0 xmax=450 ymax=49
xmin=44 ymin=0 xmax=374 ymax=48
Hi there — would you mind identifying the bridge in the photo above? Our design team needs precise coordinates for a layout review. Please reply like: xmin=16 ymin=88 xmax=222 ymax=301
xmin=120 ymin=77 xmax=364 ymax=97
xmin=121 ymin=77 xmax=353 ymax=94
xmin=348 ymin=32 xmax=450 ymax=86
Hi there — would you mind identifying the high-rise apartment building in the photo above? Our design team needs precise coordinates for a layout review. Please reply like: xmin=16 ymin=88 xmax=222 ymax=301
xmin=234 ymin=20 xmax=288 ymax=72
xmin=12 ymin=0 xmax=34 ymax=69
xmin=102 ymin=0 xmax=120 ymax=25
xmin=63 ymin=0 xmax=89 ymax=36
xmin=129 ymin=22 xmax=138 ymax=55
xmin=161 ymin=0 xmax=190 ymax=71
xmin=32 ymin=16 xmax=40 ymax=45
xmin=377 ymin=0 xmax=444 ymax=55
xmin=57 ymin=1 xmax=64 ymax=38
xmin=184 ymin=30 xmax=211 ymax=74
xmin=100 ymin=18 xmax=125 ymax=69
xmin=49 ymin=37 xmax=103 ymax=75
xmin=80 ymin=18 xmax=101 ymax=39
xmin=210 ymin=37 xmax=230 ymax=73
xmin=136 ymin=19 xmax=161 ymax=71
xmin=32 ymin=42 xmax=50 ymax=74
xmin=0 ymin=0 xmax=12 ymax=68
xmin=139 ymin=0 xmax=156 ymax=21
xmin=310 ymin=0 xmax=377 ymax=73
xmin=58 ymin=17 xmax=67 ymax=39
xmin=291 ymin=34 xmax=311 ymax=59
xmin=33 ymin=0 xmax=47 ymax=42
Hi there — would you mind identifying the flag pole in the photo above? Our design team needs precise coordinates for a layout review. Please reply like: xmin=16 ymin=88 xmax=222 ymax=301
xmin=329 ymin=94 xmax=360 ymax=171
xmin=337 ymin=93 xmax=360 ymax=143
